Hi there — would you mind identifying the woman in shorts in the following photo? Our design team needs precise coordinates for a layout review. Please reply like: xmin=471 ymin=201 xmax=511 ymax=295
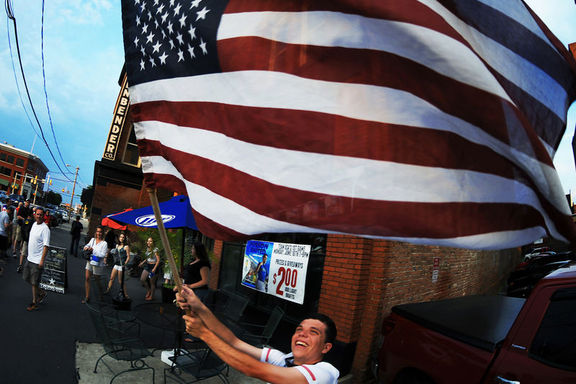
xmin=104 ymin=232 xmax=130 ymax=298
xmin=82 ymin=226 xmax=108 ymax=303
xmin=138 ymin=237 xmax=160 ymax=301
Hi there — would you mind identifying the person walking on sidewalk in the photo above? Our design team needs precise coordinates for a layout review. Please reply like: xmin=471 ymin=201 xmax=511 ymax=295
xmin=17 ymin=210 xmax=34 ymax=273
xmin=14 ymin=200 xmax=31 ymax=258
xmin=0 ymin=206 xmax=13 ymax=264
xmin=82 ymin=226 xmax=108 ymax=304
xmin=11 ymin=202 xmax=23 ymax=257
xmin=69 ymin=215 xmax=83 ymax=257
xmin=22 ymin=207 xmax=50 ymax=311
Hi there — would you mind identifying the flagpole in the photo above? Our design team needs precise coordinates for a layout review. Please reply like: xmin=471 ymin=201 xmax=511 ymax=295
xmin=147 ymin=188 xmax=190 ymax=315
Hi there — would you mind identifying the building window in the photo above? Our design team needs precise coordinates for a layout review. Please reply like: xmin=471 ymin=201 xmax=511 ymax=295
xmin=6 ymin=155 xmax=14 ymax=164
xmin=122 ymin=126 xmax=141 ymax=167
xmin=0 ymin=166 xmax=12 ymax=176
xmin=0 ymin=153 xmax=6 ymax=162
xmin=15 ymin=158 xmax=24 ymax=167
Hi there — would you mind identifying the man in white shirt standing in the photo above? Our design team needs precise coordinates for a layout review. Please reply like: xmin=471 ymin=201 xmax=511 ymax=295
xmin=22 ymin=207 xmax=50 ymax=311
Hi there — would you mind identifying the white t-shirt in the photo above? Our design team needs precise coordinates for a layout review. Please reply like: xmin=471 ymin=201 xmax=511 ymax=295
xmin=27 ymin=222 xmax=50 ymax=264
xmin=86 ymin=238 xmax=108 ymax=266
xmin=0 ymin=211 xmax=9 ymax=237
xmin=260 ymin=348 xmax=339 ymax=384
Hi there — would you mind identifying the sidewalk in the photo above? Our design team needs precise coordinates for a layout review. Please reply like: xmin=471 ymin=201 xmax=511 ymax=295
xmin=0 ymin=219 xmax=263 ymax=383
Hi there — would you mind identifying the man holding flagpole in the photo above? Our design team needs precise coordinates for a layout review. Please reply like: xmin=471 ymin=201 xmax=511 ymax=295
xmin=176 ymin=285 xmax=339 ymax=384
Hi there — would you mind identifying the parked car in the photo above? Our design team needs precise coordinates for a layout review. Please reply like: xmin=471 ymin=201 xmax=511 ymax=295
xmin=507 ymin=251 xmax=575 ymax=297
xmin=9 ymin=194 xmax=24 ymax=203
xmin=376 ymin=264 xmax=576 ymax=384
xmin=59 ymin=210 xmax=69 ymax=222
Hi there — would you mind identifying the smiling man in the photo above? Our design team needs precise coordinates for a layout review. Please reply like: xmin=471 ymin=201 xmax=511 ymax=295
xmin=177 ymin=286 xmax=339 ymax=384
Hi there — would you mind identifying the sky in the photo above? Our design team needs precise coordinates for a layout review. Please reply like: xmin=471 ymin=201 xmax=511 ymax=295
xmin=0 ymin=0 xmax=575 ymax=206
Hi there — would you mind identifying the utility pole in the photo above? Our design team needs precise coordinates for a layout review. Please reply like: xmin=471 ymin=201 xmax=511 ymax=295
xmin=33 ymin=180 xmax=39 ymax=205
xmin=19 ymin=173 xmax=27 ymax=195
xmin=10 ymin=172 xmax=19 ymax=194
xmin=70 ymin=166 xmax=79 ymax=213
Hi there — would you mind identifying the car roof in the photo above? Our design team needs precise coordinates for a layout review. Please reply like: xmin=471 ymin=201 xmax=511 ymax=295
xmin=543 ymin=263 xmax=576 ymax=281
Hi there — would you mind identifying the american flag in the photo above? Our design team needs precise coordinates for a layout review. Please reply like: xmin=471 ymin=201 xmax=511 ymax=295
xmin=121 ymin=0 xmax=576 ymax=249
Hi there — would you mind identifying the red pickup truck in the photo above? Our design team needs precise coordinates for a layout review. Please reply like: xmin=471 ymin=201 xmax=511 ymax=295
xmin=376 ymin=264 xmax=576 ymax=384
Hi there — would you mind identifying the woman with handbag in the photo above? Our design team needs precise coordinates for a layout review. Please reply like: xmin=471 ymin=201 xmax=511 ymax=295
xmin=138 ymin=237 xmax=160 ymax=301
xmin=82 ymin=226 xmax=108 ymax=304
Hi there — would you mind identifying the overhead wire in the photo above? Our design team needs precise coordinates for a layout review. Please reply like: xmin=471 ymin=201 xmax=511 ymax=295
xmin=5 ymin=0 xmax=74 ymax=182
xmin=41 ymin=0 xmax=72 ymax=176
xmin=6 ymin=18 xmax=38 ymax=139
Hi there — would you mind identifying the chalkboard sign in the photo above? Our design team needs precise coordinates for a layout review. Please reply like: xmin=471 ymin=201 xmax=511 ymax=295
xmin=39 ymin=246 xmax=67 ymax=294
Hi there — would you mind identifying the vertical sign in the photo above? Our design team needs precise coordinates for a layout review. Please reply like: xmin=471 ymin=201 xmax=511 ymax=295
xmin=241 ymin=240 xmax=311 ymax=304
xmin=432 ymin=257 xmax=440 ymax=283
xmin=103 ymin=74 xmax=130 ymax=161
xmin=39 ymin=246 xmax=67 ymax=294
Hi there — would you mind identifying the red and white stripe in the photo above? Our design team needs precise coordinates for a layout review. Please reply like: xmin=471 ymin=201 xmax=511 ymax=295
xmin=129 ymin=0 xmax=576 ymax=249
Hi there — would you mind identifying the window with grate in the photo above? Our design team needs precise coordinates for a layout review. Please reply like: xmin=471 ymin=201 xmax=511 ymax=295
xmin=122 ymin=126 xmax=141 ymax=167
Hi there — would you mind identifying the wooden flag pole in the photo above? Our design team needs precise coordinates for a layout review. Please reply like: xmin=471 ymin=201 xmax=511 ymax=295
xmin=146 ymin=188 xmax=190 ymax=315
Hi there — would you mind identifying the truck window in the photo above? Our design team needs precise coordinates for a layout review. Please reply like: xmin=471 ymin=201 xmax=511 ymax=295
xmin=530 ymin=287 xmax=576 ymax=370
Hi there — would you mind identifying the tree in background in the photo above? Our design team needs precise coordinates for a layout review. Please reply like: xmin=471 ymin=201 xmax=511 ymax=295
xmin=81 ymin=185 xmax=94 ymax=212
xmin=46 ymin=191 xmax=62 ymax=206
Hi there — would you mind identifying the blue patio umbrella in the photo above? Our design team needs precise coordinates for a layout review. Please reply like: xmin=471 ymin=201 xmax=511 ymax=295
xmin=106 ymin=195 xmax=198 ymax=230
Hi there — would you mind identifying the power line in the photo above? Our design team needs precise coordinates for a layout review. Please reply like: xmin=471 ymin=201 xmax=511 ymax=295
xmin=6 ymin=17 xmax=39 ymax=138
xmin=5 ymin=0 xmax=73 ymax=182
xmin=41 ymin=0 xmax=72 ymax=176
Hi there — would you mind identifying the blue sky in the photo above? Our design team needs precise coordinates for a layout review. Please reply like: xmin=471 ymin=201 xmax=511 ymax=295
xmin=0 ymin=1 xmax=575 ymax=206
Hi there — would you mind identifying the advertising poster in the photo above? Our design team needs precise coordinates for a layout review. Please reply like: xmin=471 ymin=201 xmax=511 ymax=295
xmin=241 ymin=240 xmax=311 ymax=304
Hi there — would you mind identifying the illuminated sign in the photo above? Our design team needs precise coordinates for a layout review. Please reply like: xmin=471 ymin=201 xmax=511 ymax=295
xmin=103 ymin=74 xmax=130 ymax=161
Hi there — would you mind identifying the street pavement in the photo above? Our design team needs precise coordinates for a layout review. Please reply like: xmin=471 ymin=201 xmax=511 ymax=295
xmin=0 ymin=218 xmax=263 ymax=384
xmin=0 ymin=218 xmax=95 ymax=383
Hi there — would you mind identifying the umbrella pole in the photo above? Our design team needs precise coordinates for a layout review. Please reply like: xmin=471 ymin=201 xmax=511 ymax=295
xmin=146 ymin=188 xmax=190 ymax=316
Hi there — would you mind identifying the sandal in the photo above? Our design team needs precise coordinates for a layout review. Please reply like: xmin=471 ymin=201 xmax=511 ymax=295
xmin=81 ymin=297 xmax=90 ymax=304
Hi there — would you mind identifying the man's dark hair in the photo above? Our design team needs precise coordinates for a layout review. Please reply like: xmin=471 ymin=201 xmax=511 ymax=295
xmin=35 ymin=207 xmax=45 ymax=214
xmin=307 ymin=313 xmax=337 ymax=344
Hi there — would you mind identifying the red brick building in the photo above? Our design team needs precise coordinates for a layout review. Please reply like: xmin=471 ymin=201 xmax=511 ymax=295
xmin=91 ymin=74 xmax=522 ymax=382
xmin=0 ymin=142 xmax=48 ymax=198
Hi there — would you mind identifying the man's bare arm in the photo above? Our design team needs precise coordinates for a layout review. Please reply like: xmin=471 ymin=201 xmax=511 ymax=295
xmin=177 ymin=286 xmax=261 ymax=359
xmin=185 ymin=314 xmax=310 ymax=384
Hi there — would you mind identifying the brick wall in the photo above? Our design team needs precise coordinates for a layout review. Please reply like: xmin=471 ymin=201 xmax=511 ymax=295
xmin=89 ymin=182 xmax=150 ymax=237
xmin=209 ymin=239 xmax=224 ymax=290
xmin=318 ymin=235 xmax=521 ymax=382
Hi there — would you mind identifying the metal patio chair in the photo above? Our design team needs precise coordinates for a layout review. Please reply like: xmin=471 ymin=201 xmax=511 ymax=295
xmin=164 ymin=348 xmax=229 ymax=384
xmin=238 ymin=306 xmax=285 ymax=347
xmin=86 ymin=303 xmax=155 ymax=384
xmin=214 ymin=290 xmax=249 ymax=326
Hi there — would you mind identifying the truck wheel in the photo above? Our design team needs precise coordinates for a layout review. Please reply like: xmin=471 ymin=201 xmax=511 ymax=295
xmin=393 ymin=370 xmax=434 ymax=384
